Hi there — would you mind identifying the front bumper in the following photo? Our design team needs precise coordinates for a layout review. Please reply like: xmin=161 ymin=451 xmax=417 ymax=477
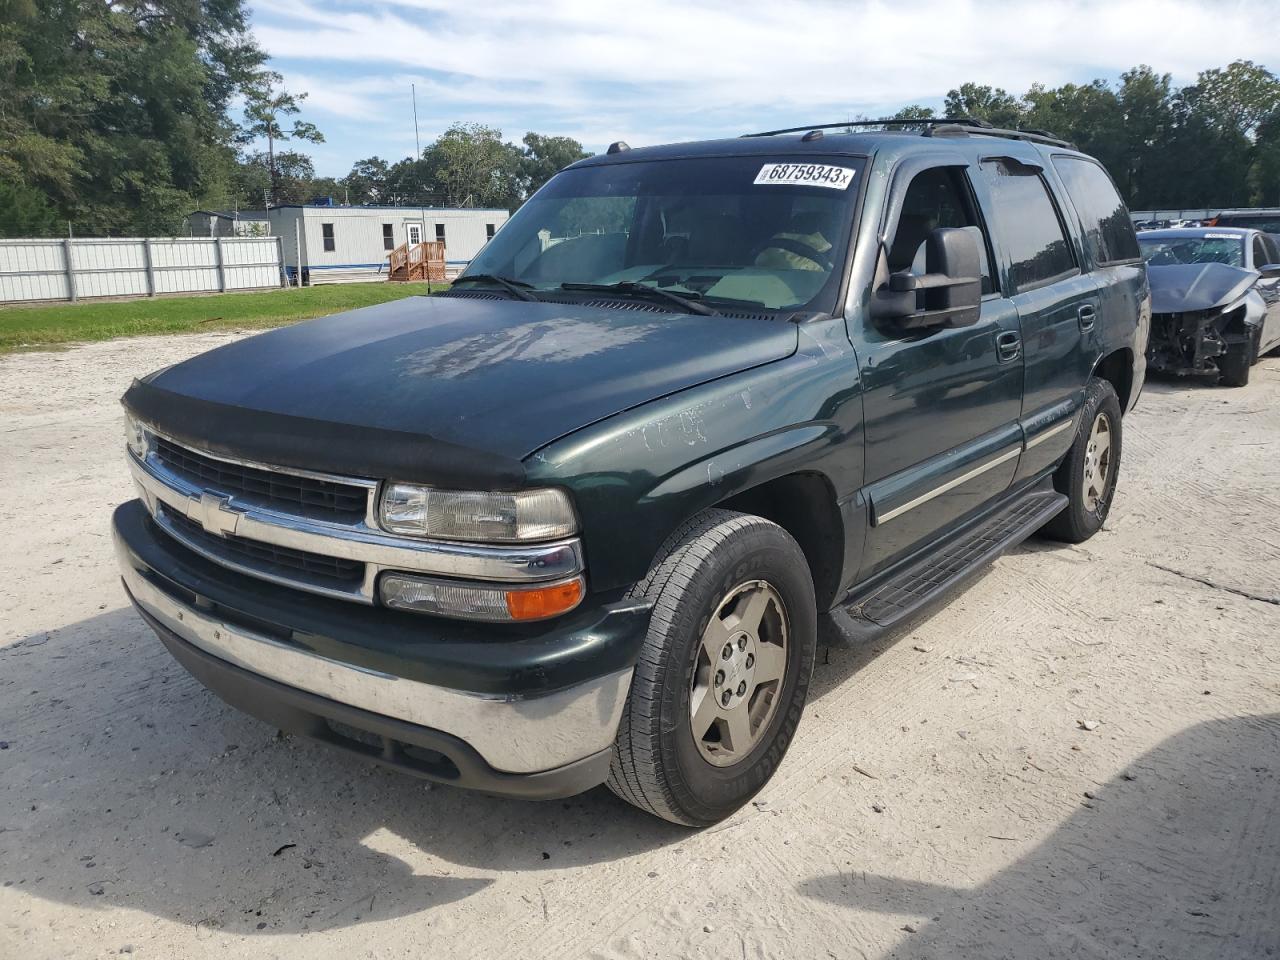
xmin=1147 ymin=309 xmax=1252 ymax=377
xmin=113 ymin=500 xmax=649 ymax=796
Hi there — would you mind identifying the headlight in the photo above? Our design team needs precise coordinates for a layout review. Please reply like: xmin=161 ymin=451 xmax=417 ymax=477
xmin=124 ymin=413 xmax=148 ymax=459
xmin=378 ymin=484 xmax=577 ymax=542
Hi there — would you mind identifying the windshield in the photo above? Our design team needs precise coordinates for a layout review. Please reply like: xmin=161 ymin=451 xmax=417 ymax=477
xmin=1138 ymin=234 xmax=1245 ymax=267
xmin=462 ymin=155 xmax=865 ymax=312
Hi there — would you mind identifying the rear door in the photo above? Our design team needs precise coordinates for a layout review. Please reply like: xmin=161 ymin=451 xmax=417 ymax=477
xmin=975 ymin=157 xmax=1099 ymax=482
xmin=851 ymin=159 xmax=1024 ymax=582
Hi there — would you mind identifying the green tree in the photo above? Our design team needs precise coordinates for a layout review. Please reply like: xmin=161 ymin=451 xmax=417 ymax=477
xmin=428 ymin=123 xmax=523 ymax=208
xmin=893 ymin=105 xmax=936 ymax=119
xmin=520 ymin=133 xmax=589 ymax=196
xmin=944 ymin=83 xmax=1025 ymax=127
xmin=0 ymin=178 xmax=59 ymax=237
xmin=1192 ymin=60 xmax=1280 ymax=137
xmin=241 ymin=70 xmax=324 ymax=204
xmin=342 ymin=157 xmax=391 ymax=204
xmin=1250 ymin=111 xmax=1280 ymax=206
xmin=0 ymin=0 xmax=264 ymax=235
xmin=383 ymin=154 xmax=442 ymax=205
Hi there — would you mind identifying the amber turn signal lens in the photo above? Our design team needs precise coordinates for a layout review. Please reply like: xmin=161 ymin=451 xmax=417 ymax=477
xmin=506 ymin=577 xmax=584 ymax=621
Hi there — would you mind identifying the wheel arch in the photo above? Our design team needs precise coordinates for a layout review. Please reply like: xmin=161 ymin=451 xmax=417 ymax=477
xmin=711 ymin=471 xmax=845 ymax=612
xmin=1091 ymin=347 xmax=1136 ymax=414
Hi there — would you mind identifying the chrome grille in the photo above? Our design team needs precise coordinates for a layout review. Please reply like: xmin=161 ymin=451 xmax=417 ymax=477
xmin=158 ymin=506 xmax=366 ymax=588
xmin=153 ymin=435 xmax=369 ymax=521
xmin=129 ymin=430 xmax=586 ymax=607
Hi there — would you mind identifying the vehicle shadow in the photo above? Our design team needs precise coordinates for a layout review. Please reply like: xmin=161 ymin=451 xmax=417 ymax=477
xmin=0 ymin=606 xmax=685 ymax=935
xmin=797 ymin=713 xmax=1280 ymax=959
xmin=1 ymin=598 xmax=912 ymax=937
xmin=1141 ymin=370 xmax=1226 ymax=393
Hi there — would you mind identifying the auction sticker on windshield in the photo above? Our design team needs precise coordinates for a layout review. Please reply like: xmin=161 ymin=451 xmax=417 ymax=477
xmin=754 ymin=163 xmax=856 ymax=189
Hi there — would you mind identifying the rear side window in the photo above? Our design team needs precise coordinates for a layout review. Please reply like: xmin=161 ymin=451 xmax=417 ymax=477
xmin=979 ymin=161 xmax=1077 ymax=293
xmin=1262 ymin=233 xmax=1280 ymax=266
xmin=1052 ymin=156 xmax=1141 ymax=265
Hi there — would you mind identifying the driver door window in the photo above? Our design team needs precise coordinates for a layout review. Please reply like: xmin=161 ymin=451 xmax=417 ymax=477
xmin=886 ymin=167 xmax=995 ymax=294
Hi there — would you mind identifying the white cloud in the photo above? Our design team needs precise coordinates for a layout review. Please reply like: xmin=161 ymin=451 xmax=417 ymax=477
xmin=248 ymin=0 xmax=1280 ymax=165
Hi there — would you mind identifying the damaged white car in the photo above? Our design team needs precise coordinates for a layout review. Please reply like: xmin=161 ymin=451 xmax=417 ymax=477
xmin=1139 ymin=227 xmax=1280 ymax=387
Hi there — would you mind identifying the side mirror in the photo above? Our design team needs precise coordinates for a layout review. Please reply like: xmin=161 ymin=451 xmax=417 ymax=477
xmin=1259 ymin=264 xmax=1280 ymax=279
xmin=871 ymin=227 xmax=982 ymax=329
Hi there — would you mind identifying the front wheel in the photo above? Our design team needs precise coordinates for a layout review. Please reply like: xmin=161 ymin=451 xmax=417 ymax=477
xmin=1041 ymin=378 xmax=1123 ymax=544
xmin=607 ymin=510 xmax=817 ymax=826
xmin=1219 ymin=327 xmax=1258 ymax=387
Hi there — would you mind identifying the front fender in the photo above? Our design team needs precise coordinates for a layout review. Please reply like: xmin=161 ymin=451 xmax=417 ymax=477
xmin=524 ymin=319 xmax=864 ymax=593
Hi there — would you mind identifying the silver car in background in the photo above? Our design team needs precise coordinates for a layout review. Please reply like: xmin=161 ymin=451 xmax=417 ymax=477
xmin=1139 ymin=227 xmax=1280 ymax=387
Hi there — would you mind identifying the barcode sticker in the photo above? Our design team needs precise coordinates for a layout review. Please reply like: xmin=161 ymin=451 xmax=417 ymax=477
xmin=753 ymin=163 xmax=856 ymax=190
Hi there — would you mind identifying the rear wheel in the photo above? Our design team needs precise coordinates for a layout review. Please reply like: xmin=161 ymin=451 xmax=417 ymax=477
xmin=1219 ymin=327 xmax=1258 ymax=387
xmin=1041 ymin=378 xmax=1122 ymax=544
xmin=607 ymin=509 xmax=817 ymax=826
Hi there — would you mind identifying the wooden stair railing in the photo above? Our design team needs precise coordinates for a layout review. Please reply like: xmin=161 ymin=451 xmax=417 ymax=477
xmin=387 ymin=240 xmax=446 ymax=283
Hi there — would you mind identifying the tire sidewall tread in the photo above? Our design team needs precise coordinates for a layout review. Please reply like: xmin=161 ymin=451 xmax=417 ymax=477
xmin=1042 ymin=377 xmax=1123 ymax=544
xmin=607 ymin=509 xmax=816 ymax=826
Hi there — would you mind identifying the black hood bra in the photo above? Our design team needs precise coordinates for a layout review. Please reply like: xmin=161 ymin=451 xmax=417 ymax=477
xmin=123 ymin=294 xmax=796 ymax=486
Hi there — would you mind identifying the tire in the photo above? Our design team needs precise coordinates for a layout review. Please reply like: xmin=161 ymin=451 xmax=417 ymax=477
xmin=1041 ymin=378 xmax=1123 ymax=544
xmin=1218 ymin=328 xmax=1258 ymax=387
xmin=607 ymin=509 xmax=817 ymax=826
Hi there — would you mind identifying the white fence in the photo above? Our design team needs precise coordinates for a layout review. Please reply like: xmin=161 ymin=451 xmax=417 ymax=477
xmin=0 ymin=237 xmax=285 ymax=304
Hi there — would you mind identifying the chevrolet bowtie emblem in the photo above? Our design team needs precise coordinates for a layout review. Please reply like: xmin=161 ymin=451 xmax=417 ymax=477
xmin=196 ymin=492 xmax=242 ymax=537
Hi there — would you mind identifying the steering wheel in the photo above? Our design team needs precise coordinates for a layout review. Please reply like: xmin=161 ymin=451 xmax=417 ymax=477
xmin=747 ymin=236 xmax=835 ymax=272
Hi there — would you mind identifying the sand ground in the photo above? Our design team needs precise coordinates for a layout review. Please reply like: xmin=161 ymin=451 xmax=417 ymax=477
xmin=1 ymin=332 xmax=1277 ymax=959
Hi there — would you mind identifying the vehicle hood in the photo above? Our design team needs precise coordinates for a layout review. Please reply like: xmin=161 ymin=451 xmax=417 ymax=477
xmin=131 ymin=295 xmax=796 ymax=485
xmin=1147 ymin=262 xmax=1258 ymax=314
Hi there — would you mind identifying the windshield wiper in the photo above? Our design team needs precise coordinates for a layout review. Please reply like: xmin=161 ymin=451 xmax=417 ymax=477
xmin=452 ymin=273 xmax=538 ymax=302
xmin=560 ymin=281 xmax=718 ymax=316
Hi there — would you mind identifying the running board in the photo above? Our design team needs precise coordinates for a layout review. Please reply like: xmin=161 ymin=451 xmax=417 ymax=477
xmin=831 ymin=487 xmax=1068 ymax=641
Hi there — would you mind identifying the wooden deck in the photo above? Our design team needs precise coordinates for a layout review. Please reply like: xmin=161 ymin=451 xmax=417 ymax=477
xmin=387 ymin=241 xmax=446 ymax=283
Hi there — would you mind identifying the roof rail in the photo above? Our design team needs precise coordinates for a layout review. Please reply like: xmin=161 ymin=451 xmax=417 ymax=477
xmin=742 ymin=118 xmax=988 ymax=137
xmin=742 ymin=117 xmax=1073 ymax=149
xmin=927 ymin=123 xmax=1073 ymax=149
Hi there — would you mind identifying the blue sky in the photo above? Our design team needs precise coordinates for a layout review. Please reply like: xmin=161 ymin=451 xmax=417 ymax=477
xmin=246 ymin=0 xmax=1279 ymax=177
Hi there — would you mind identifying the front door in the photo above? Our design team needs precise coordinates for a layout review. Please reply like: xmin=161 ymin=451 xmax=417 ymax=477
xmin=851 ymin=162 xmax=1025 ymax=582
xmin=407 ymin=222 xmax=423 ymax=246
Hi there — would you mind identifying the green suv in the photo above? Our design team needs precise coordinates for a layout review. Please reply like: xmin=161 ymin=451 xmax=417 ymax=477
xmin=114 ymin=120 xmax=1149 ymax=825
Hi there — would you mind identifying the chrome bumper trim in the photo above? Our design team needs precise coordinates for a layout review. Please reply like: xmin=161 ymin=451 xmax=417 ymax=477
xmin=120 ymin=561 xmax=631 ymax=775
xmin=128 ymin=449 xmax=584 ymax=604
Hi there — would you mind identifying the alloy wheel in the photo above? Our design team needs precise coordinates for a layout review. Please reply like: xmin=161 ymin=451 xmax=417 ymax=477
xmin=1082 ymin=412 xmax=1113 ymax=512
xmin=689 ymin=580 xmax=789 ymax=767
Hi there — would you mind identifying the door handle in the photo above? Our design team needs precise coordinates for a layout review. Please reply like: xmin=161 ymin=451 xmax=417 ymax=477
xmin=1078 ymin=304 xmax=1097 ymax=331
xmin=996 ymin=330 xmax=1021 ymax=362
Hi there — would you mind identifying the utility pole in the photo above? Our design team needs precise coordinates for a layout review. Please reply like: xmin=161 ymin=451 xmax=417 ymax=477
xmin=412 ymin=82 xmax=430 ymax=292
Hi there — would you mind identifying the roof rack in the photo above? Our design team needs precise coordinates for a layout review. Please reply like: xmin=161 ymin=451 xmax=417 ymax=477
xmin=742 ymin=117 xmax=1073 ymax=149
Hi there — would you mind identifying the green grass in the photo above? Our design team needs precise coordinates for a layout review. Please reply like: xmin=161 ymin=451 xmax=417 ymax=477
xmin=0 ymin=284 xmax=440 ymax=353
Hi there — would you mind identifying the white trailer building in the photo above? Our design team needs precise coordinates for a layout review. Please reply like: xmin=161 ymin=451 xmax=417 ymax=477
xmin=191 ymin=204 xmax=510 ymax=285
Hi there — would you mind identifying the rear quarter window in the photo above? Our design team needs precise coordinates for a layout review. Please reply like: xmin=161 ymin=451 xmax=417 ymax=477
xmin=1052 ymin=156 xmax=1141 ymax=265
